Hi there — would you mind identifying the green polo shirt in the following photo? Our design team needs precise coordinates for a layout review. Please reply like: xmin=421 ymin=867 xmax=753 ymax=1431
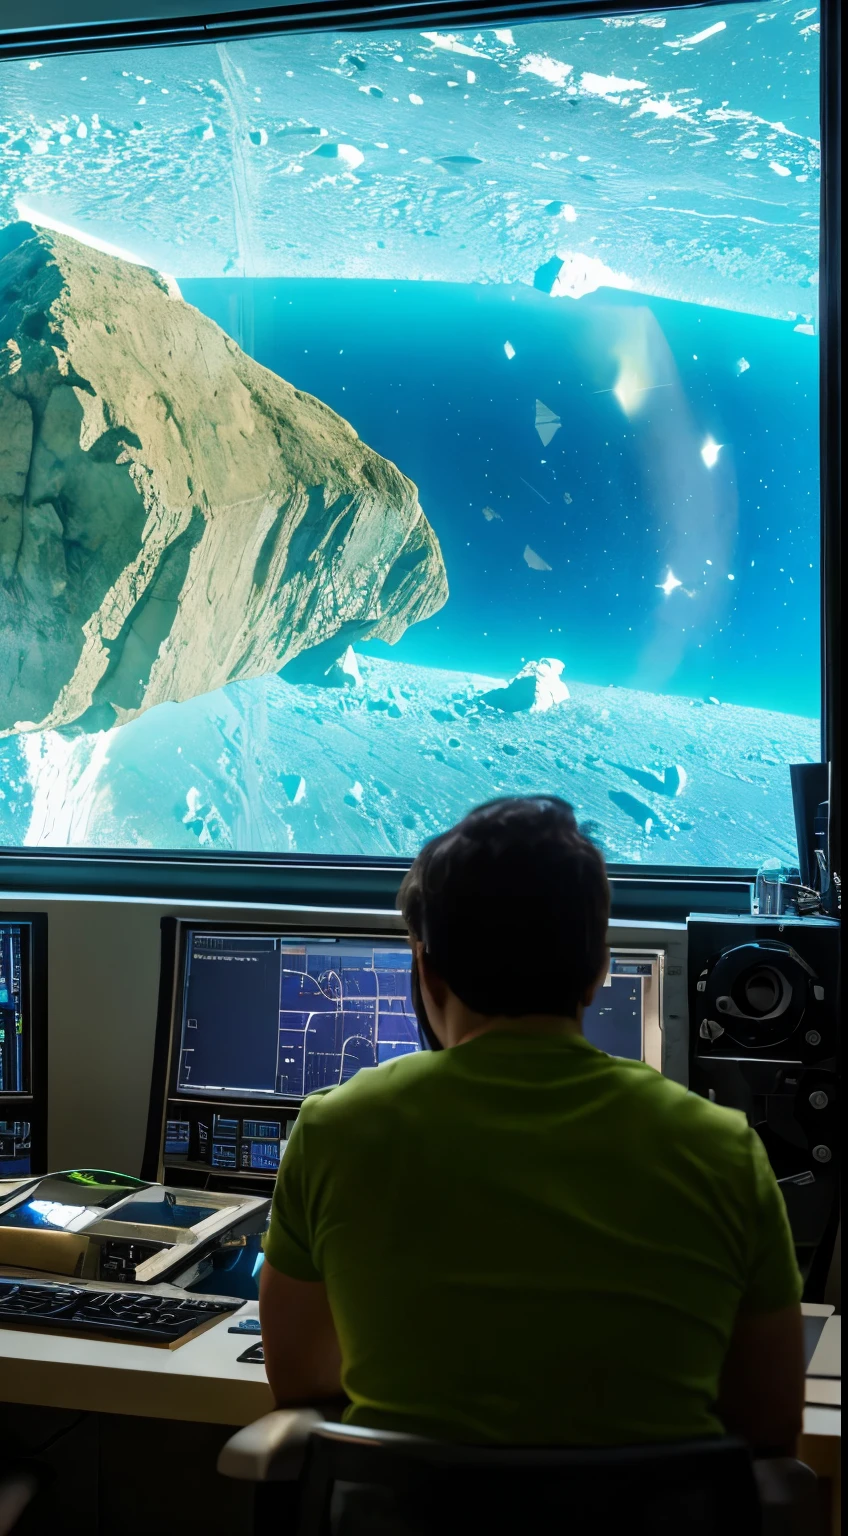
xmin=264 ymin=1030 xmax=802 ymax=1444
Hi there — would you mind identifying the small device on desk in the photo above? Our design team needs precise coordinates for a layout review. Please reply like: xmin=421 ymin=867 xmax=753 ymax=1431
xmin=143 ymin=916 xmax=680 ymax=1194
xmin=0 ymin=915 xmax=48 ymax=1179
xmin=0 ymin=1168 xmax=269 ymax=1289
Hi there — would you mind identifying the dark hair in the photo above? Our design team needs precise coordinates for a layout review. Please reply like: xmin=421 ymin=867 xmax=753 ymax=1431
xmin=398 ymin=796 xmax=610 ymax=1018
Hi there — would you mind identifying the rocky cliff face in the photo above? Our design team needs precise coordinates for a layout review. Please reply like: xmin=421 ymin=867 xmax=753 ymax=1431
xmin=0 ymin=224 xmax=447 ymax=735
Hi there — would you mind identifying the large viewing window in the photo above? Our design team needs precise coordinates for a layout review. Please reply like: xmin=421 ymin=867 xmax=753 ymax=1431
xmin=0 ymin=2 xmax=822 ymax=867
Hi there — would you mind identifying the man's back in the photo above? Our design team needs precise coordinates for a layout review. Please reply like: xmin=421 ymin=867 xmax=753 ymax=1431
xmin=265 ymin=1029 xmax=802 ymax=1444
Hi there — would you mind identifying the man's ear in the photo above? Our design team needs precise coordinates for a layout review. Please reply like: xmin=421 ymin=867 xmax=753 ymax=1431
xmin=581 ymin=952 xmax=610 ymax=1009
xmin=418 ymin=947 xmax=448 ymax=1008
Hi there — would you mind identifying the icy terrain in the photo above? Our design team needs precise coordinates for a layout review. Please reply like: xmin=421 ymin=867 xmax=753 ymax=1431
xmin=0 ymin=3 xmax=819 ymax=319
xmin=0 ymin=656 xmax=818 ymax=866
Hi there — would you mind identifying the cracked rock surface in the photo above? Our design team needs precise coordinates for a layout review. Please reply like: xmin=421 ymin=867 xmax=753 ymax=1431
xmin=0 ymin=223 xmax=447 ymax=736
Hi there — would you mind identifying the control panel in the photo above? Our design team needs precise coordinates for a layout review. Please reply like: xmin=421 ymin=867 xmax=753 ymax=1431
xmin=162 ymin=1104 xmax=300 ymax=1183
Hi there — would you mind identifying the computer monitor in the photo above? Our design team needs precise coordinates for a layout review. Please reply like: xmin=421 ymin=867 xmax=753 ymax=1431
xmin=0 ymin=915 xmax=47 ymax=1179
xmin=145 ymin=916 xmax=680 ymax=1188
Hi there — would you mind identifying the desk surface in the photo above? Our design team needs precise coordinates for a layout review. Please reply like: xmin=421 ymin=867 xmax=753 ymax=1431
xmin=0 ymin=1302 xmax=841 ymax=1436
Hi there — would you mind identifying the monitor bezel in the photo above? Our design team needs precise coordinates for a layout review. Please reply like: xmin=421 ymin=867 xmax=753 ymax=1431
xmin=0 ymin=0 xmax=837 ymax=895
xmin=0 ymin=913 xmax=48 ymax=1176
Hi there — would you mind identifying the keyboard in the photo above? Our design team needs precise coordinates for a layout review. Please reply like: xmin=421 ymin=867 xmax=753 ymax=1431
xmin=0 ymin=1279 xmax=239 ymax=1343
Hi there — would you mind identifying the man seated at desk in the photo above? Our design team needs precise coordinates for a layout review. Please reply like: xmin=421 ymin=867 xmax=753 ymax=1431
xmin=260 ymin=795 xmax=805 ymax=1452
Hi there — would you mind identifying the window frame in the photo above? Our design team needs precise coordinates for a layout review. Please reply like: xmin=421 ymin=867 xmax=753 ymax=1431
xmin=0 ymin=0 xmax=839 ymax=905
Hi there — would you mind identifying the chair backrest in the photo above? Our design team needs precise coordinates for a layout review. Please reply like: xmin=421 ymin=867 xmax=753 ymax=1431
xmin=295 ymin=1424 xmax=762 ymax=1536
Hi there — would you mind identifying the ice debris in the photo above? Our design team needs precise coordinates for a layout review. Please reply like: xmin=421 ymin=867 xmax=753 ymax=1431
xmin=563 ymin=491 xmax=572 ymax=505
xmin=310 ymin=142 xmax=364 ymax=169
xmin=503 ymin=340 xmax=515 ymax=359
xmin=481 ymin=658 xmax=569 ymax=715
xmin=524 ymin=545 xmax=552 ymax=572
xmin=535 ymin=399 xmax=561 ymax=446
xmin=614 ymin=763 xmax=688 ymax=798
xmin=280 ymin=773 xmax=306 ymax=805
xmin=482 ymin=505 xmax=502 ymax=522
xmin=533 ymin=252 xmax=633 ymax=300
xmin=736 ymin=357 xmax=750 ymax=375
xmin=282 ymin=640 xmax=363 ymax=688
xmin=700 ymin=436 xmax=722 ymax=468
xmin=345 ymin=780 xmax=364 ymax=806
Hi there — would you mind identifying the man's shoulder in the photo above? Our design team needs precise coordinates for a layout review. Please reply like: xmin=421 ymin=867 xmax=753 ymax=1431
xmin=618 ymin=1059 xmax=756 ymax=1167
xmin=299 ymin=1050 xmax=439 ymax=1124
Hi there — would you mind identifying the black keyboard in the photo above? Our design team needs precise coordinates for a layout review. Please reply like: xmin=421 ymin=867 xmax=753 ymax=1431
xmin=0 ymin=1279 xmax=239 ymax=1343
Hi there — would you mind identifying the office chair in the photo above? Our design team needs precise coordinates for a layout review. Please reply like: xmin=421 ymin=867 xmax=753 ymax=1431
xmin=0 ymin=1472 xmax=36 ymax=1536
xmin=219 ymin=1411 xmax=778 ymax=1536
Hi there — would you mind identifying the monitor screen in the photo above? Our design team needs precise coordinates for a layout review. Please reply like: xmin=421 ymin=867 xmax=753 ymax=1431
xmin=170 ymin=926 xmax=659 ymax=1093
xmin=0 ymin=4 xmax=821 ymax=869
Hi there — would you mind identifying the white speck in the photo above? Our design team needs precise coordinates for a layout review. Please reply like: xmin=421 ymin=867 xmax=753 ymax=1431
xmin=409 ymin=93 xmax=424 ymax=105
xmin=28 ymin=61 xmax=42 ymax=70
xmin=76 ymin=122 xmax=87 ymax=138
xmin=770 ymin=160 xmax=792 ymax=176
xmin=736 ymin=357 xmax=750 ymax=374
xmin=503 ymin=340 xmax=515 ymax=360
xmin=657 ymin=569 xmax=682 ymax=597
xmin=466 ymin=70 xmax=476 ymax=84
xmin=137 ymin=97 xmax=147 ymax=106
xmin=562 ymin=204 xmax=577 ymax=222
xmin=577 ymin=154 xmax=591 ymax=162
xmin=728 ymin=573 xmax=735 ymax=581
xmin=700 ymin=436 xmax=722 ymax=468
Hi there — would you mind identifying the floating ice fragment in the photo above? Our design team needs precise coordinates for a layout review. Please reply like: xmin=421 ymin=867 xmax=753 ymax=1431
xmin=494 ymin=29 xmax=515 ymax=45
xmin=534 ymin=252 xmax=633 ymax=301
xmin=482 ymin=506 xmax=502 ymax=522
xmin=503 ymin=340 xmax=515 ymax=360
xmin=466 ymin=71 xmax=476 ymax=84
xmin=409 ymin=93 xmax=424 ymax=105
xmin=281 ymin=774 xmax=306 ymax=805
xmin=436 ymin=154 xmax=483 ymax=174
xmin=562 ymin=204 xmax=577 ymax=222
xmin=481 ymin=658 xmax=569 ymax=714
xmin=794 ymin=323 xmax=815 ymax=335
xmin=665 ymin=19 xmax=726 ymax=48
xmin=700 ymin=436 xmax=722 ymax=468
xmin=358 ymin=85 xmax=383 ymax=96
xmin=524 ymin=545 xmax=552 ymax=572
xmin=563 ymin=491 xmax=572 ymax=505
xmin=535 ymin=400 xmax=561 ymax=446
xmin=580 ymin=72 xmax=647 ymax=98
xmin=520 ymin=54 xmax=573 ymax=89
xmin=769 ymin=161 xmax=792 ymax=177
xmin=421 ymin=31 xmax=486 ymax=58
xmin=310 ymin=142 xmax=364 ymax=168
xmin=29 ymin=61 xmax=42 ymax=69
xmin=76 ymin=123 xmax=87 ymax=138
xmin=736 ymin=357 xmax=750 ymax=375
xmin=727 ymin=573 xmax=735 ymax=581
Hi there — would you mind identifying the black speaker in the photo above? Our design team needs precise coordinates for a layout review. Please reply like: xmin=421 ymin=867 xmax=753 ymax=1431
xmin=688 ymin=914 xmax=839 ymax=1267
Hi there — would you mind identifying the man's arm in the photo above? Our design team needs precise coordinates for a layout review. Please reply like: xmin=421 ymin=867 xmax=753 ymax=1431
xmin=259 ymin=1259 xmax=343 ymax=1407
xmin=717 ymin=1303 xmax=805 ymax=1454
